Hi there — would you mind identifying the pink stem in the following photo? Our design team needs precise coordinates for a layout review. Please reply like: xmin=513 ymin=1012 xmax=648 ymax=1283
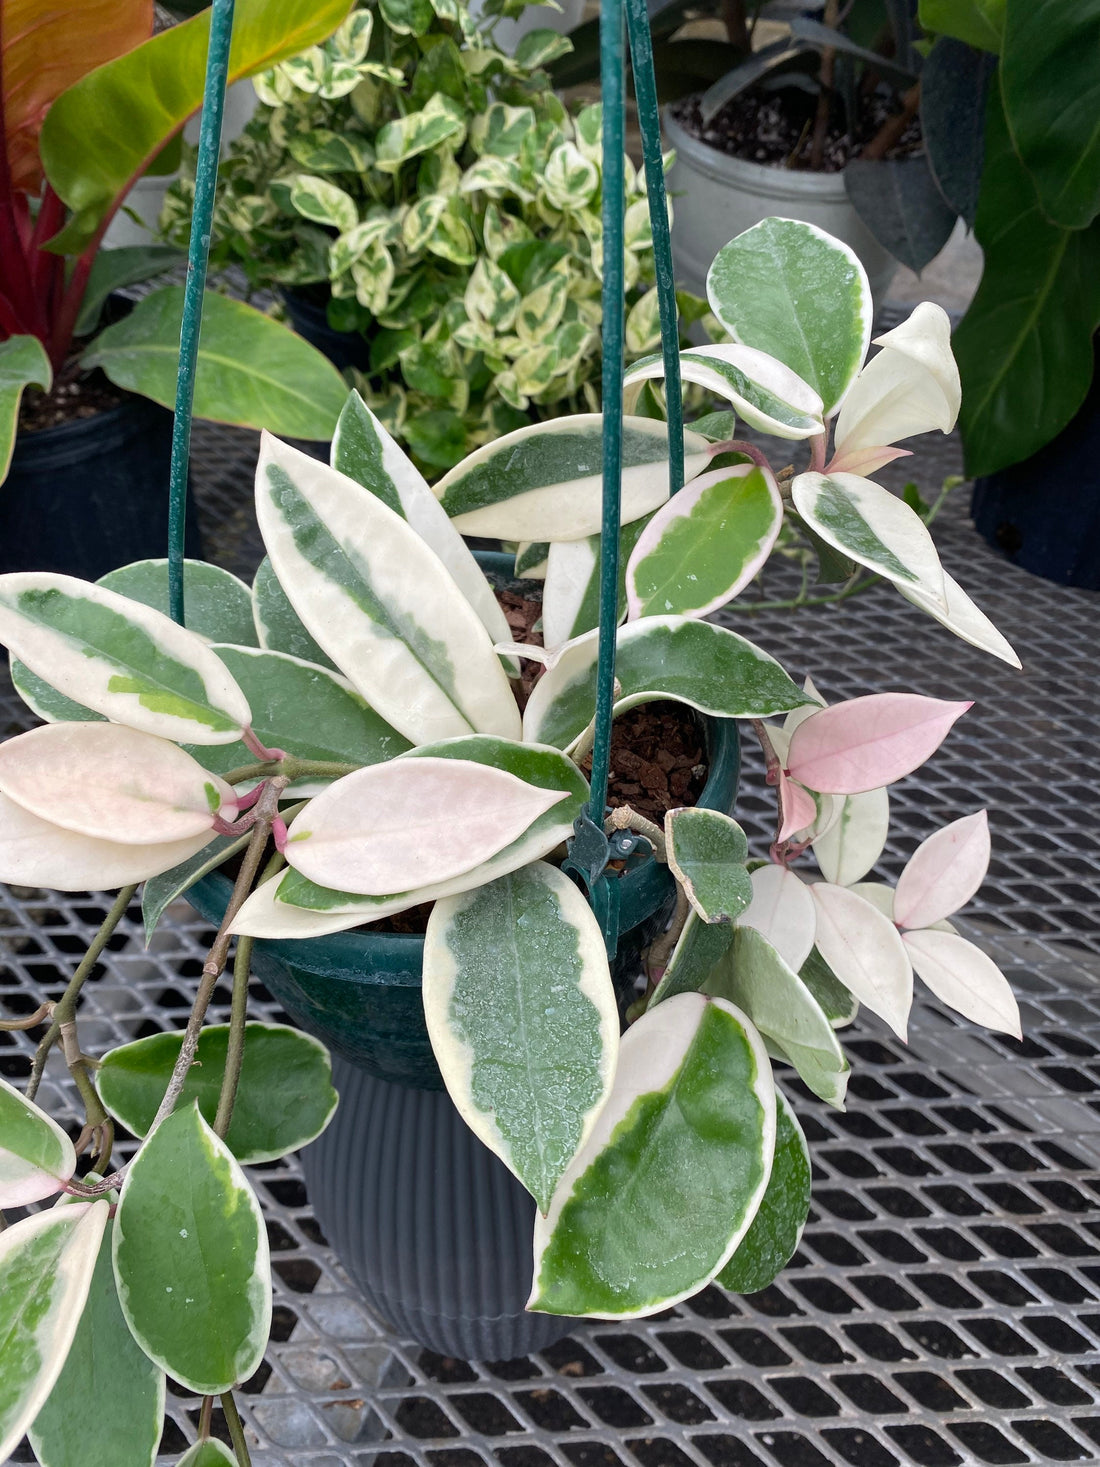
xmin=242 ymin=727 xmax=287 ymax=763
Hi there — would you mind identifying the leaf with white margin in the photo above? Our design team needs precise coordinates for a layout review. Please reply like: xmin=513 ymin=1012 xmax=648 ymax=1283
xmin=800 ymin=946 xmax=859 ymax=1027
xmin=29 ymin=1214 xmax=165 ymax=1467
xmin=895 ymin=810 xmax=990 ymax=931
xmin=624 ymin=344 xmax=824 ymax=440
xmin=787 ymin=693 xmax=972 ymax=795
xmin=666 ymin=808 xmax=752 ymax=924
xmin=0 ymin=1202 xmax=109 ymax=1464
xmin=0 ymin=574 xmax=251 ymax=744
xmin=903 ymin=929 xmax=1021 ymax=1037
xmin=529 ymin=994 xmax=775 ymax=1319
xmin=113 ymin=1103 xmax=271 ymax=1396
xmin=0 ymin=792 xmax=216 ymax=892
xmin=813 ymin=787 xmax=890 ymax=886
xmin=710 ymin=926 xmax=848 ymax=1108
xmin=830 ymin=303 xmax=960 ymax=475
xmin=0 ymin=724 xmax=236 ymax=845
xmin=542 ymin=514 xmax=652 ymax=650
xmin=810 ymin=882 xmax=913 ymax=1040
xmin=792 ymin=472 xmax=948 ymax=611
xmin=251 ymin=556 xmax=337 ymax=671
xmin=183 ymin=646 xmax=411 ymax=796
xmin=232 ymin=736 xmax=586 ymax=936
xmin=0 ymin=1075 xmax=76 ymax=1207
xmin=331 ymin=391 xmax=515 ymax=662
xmin=626 ymin=465 xmax=783 ymax=620
xmin=706 ymin=218 xmax=872 ymax=416
xmin=524 ymin=617 xmax=812 ymax=751
xmin=256 ymin=434 xmax=520 ymax=745
xmin=284 ymin=756 xmax=567 ymax=897
xmin=9 ymin=658 xmax=105 ymax=725
xmin=718 ymin=1089 xmax=812 ymax=1293
xmin=648 ymin=910 xmax=736 ymax=1008
xmin=739 ymin=863 xmax=817 ymax=973
xmin=514 ymin=541 xmax=549 ymax=578
xmin=176 ymin=1443 xmax=236 ymax=1467
xmin=898 ymin=570 xmax=1022 ymax=669
xmin=424 ymin=862 xmax=619 ymax=1214
xmin=98 ymin=559 xmax=258 ymax=648
xmin=433 ymin=415 xmax=712 ymax=542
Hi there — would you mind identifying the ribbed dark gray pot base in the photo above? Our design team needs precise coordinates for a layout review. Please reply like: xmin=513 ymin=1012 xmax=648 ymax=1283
xmin=301 ymin=1057 xmax=581 ymax=1361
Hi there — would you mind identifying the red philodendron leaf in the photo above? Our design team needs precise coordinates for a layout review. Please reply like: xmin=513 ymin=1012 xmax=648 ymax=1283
xmin=894 ymin=810 xmax=990 ymax=930
xmin=786 ymin=693 xmax=972 ymax=795
xmin=777 ymin=771 xmax=817 ymax=843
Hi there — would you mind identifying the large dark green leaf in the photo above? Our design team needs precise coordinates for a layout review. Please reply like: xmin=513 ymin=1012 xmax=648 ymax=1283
xmin=0 ymin=337 xmax=51 ymax=482
xmin=717 ymin=1089 xmax=811 ymax=1294
xmin=918 ymin=0 xmax=1003 ymax=51
xmin=843 ymin=156 xmax=958 ymax=273
xmin=955 ymin=88 xmax=1100 ymax=476
xmin=920 ymin=39 xmax=996 ymax=226
xmin=75 ymin=246 xmax=184 ymax=337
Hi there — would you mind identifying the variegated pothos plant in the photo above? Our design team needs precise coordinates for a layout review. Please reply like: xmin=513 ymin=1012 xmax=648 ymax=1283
xmin=0 ymin=220 xmax=1022 ymax=1463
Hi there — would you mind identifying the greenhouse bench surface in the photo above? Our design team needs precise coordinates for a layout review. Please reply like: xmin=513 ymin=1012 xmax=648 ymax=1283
xmin=2 ymin=414 xmax=1099 ymax=1467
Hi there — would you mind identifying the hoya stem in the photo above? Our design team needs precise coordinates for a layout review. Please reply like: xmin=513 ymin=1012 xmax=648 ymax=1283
xmin=221 ymin=1390 xmax=252 ymax=1467
xmin=221 ymin=757 xmax=360 ymax=788
xmin=149 ymin=778 xmax=288 ymax=1134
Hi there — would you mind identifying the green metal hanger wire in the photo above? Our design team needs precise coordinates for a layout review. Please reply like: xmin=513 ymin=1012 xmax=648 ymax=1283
xmin=167 ymin=0 xmax=685 ymax=950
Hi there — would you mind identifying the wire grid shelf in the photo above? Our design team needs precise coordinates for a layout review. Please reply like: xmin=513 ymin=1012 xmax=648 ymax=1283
xmin=3 ymin=419 xmax=1100 ymax=1467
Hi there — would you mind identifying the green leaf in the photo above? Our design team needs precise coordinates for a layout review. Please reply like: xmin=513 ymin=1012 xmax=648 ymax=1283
xmin=375 ymin=94 xmax=466 ymax=171
xmin=40 ymin=0 xmax=354 ymax=254
xmin=530 ymin=994 xmax=775 ymax=1318
xmin=666 ymin=809 xmax=752 ymax=925
xmin=0 ymin=1075 xmax=77 ymax=1207
xmin=434 ymin=415 xmax=713 ymax=542
xmin=919 ymin=0 xmax=1004 ymax=50
xmin=0 ymin=574 xmax=251 ymax=744
xmin=624 ymin=346 xmax=824 ymax=441
xmin=717 ymin=1089 xmax=811 ymax=1294
xmin=29 ymin=1218 xmax=165 ymax=1467
xmin=515 ymin=28 xmax=574 ymax=68
xmin=75 ymin=247 xmax=185 ymax=338
xmin=541 ymin=514 xmax=653 ymax=650
xmin=252 ymin=557 xmax=337 ymax=670
xmin=799 ymin=946 xmax=860 ymax=1029
xmin=402 ymin=408 xmax=468 ymax=469
xmin=184 ymin=645 xmax=411 ymax=793
xmin=99 ymin=1025 xmax=337 ymax=1164
xmin=523 ymin=616 xmax=812 ymax=751
xmin=706 ymin=219 xmax=872 ymax=416
xmin=424 ymin=862 xmax=619 ymax=1213
xmin=688 ymin=411 xmax=737 ymax=442
xmin=920 ymin=40 xmax=996 ymax=227
xmin=9 ymin=659 xmax=104 ymax=725
xmin=99 ymin=559 xmax=258 ymax=647
xmin=0 ymin=336 xmax=51 ymax=482
xmin=514 ymin=540 xmax=550 ymax=577
xmin=83 ymin=288 xmax=347 ymax=440
xmin=710 ymin=926 xmax=849 ymax=1108
xmin=142 ymin=834 xmax=248 ymax=942
xmin=379 ymin=0 xmax=434 ymax=34
xmin=843 ymin=156 xmax=959 ymax=275
xmin=955 ymin=88 xmax=1100 ymax=475
xmin=113 ymin=1103 xmax=271 ymax=1395
xmin=176 ymin=1443 xmax=237 ymax=1467
xmin=626 ymin=465 xmax=783 ymax=620
xmin=648 ymin=910 xmax=736 ymax=1008
xmin=0 ymin=1203 xmax=109 ymax=1463
xmin=256 ymin=436 xmax=520 ymax=745
xmin=289 ymin=174 xmax=359 ymax=233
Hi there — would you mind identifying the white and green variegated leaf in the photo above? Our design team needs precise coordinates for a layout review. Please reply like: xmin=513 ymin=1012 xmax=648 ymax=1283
xmin=666 ymin=808 xmax=752 ymax=924
xmin=29 ymin=1216 xmax=165 ymax=1467
xmin=142 ymin=833 xmax=248 ymax=942
xmin=331 ymin=392 xmax=514 ymax=660
xmin=514 ymin=541 xmax=550 ymax=578
xmin=185 ymin=645 xmax=411 ymax=795
xmin=710 ymin=925 xmax=849 ymax=1108
xmin=542 ymin=514 xmax=653 ymax=650
xmin=375 ymin=94 xmax=466 ymax=172
xmin=9 ymin=659 xmax=104 ymax=725
xmin=433 ymin=416 xmax=712 ymax=542
xmin=251 ymin=557 xmax=336 ymax=670
xmin=283 ymin=756 xmax=566 ymax=897
xmin=289 ymin=174 xmax=359 ymax=233
xmin=424 ymin=862 xmax=619 ymax=1214
xmin=290 ymin=127 xmax=373 ymax=174
xmin=176 ymin=1442 xmax=237 ymax=1467
xmin=898 ymin=570 xmax=1022 ymax=668
xmin=718 ymin=1089 xmax=811 ymax=1294
xmin=648 ymin=910 xmax=736 ymax=1008
xmin=232 ymin=736 xmax=586 ymax=937
xmin=625 ymin=291 xmax=662 ymax=355
xmin=0 ymin=1203 xmax=109 ymax=1464
xmin=516 ymin=272 xmax=569 ymax=345
xmin=255 ymin=435 xmax=520 ymax=744
xmin=113 ymin=1104 xmax=271 ymax=1396
xmin=813 ymin=786 xmax=890 ymax=887
xmin=523 ymin=616 xmax=812 ymax=751
xmin=98 ymin=560 xmax=258 ymax=647
xmin=515 ymin=27 xmax=574 ymax=67
xmin=465 ymin=255 xmax=521 ymax=329
xmin=0 ymin=1076 xmax=76 ymax=1207
xmin=624 ymin=344 xmax=824 ymax=440
xmin=800 ymin=945 xmax=860 ymax=1028
xmin=0 ymin=791 xmax=217 ymax=892
xmin=473 ymin=102 xmax=535 ymax=159
xmin=329 ymin=216 xmax=393 ymax=276
xmin=0 ymin=574 xmax=251 ymax=743
xmin=792 ymin=472 xmax=948 ymax=610
xmin=529 ymin=994 xmax=776 ymax=1319
xmin=707 ymin=218 xmax=873 ymax=416
xmin=0 ymin=723 xmax=235 ymax=844
xmin=626 ymin=465 xmax=783 ymax=620
xmin=544 ymin=142 xmax=599 ymax=210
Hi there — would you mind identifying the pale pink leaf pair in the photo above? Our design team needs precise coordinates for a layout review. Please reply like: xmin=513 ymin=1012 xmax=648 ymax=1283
xmin=810 ymin=883 xmax=913 ymax=1040
xmin=894 ymin=811 xmax=990 ymax=930
xmin=903 ymin=929 xmax=1021 ymax=1038
xmin=787 ymin=693 xmax=971 ymax=794
xmin=739 ymin=863 xmax=816 ymax=972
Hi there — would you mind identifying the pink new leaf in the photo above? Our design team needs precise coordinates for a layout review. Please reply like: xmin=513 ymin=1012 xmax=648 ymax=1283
xmin=894 ymin=810 xmax=990 ymax=930
xmin=777 ymin=771 xmax=817 ymax=843
xmin=786 ymin=693 xmax=972 ymax=794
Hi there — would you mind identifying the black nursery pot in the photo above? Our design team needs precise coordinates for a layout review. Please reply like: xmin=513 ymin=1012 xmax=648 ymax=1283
xmin=281 ymin=289 xmax=372 ymax=375
xmin=1 ymin=395 xmax=201 ymax=580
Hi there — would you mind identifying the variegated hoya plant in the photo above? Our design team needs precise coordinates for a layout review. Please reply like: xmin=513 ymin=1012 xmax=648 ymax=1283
xmin=0 ymin=219 xmax=1022 ymax=1463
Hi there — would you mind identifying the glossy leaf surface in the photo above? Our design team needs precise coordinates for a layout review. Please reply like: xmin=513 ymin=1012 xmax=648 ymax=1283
xmin=666 ymin=808 xmax=752 ymax=924
xmin=717 ymin=1090 xmax=811 ymax=1293
xmin=0 ymin=1076 xmax=76 ymax=1207
xmin=99 ymin=560 xmax=258 ymax=648
xmin=787 ymin=694 xmax=971 ymax=795
xmin=904 ymin=929 xmax=1020 ymax=1036
xmin=542 ymin=515 xmax=651 ymax=650
xmin=251 ymin=557 xmax=336 ymax=670
xmin=813 ymin=787 xmax=890 ymax=887
xmin=739 ymin=863 xmax=816 ymax=974
xmin=898 ymin=570 xmax=1022 ymax=668
xmin=810 ymin=883 xmax=914 ymax=1040
xmin=800 ymin=946 xmax=860 ymax=1028
xmin=624 ymin=344 xmax=824 ymax=440
xmin=142 ymin=834 xmax=247 ymax=941
xmin=647 ymin=911 xmax=736 ymax=1009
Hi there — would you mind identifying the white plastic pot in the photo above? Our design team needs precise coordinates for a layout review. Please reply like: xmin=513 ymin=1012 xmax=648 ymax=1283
xmin=664 ymin=108 xmax=898 ymax=310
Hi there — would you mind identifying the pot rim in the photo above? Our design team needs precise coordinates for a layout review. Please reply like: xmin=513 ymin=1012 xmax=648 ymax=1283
xmin=663 ymin=106 xmax=851 ymax=200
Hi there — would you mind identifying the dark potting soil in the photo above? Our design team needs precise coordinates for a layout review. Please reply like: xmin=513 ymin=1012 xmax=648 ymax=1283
xmin=671 ymin=86 xmax=922 ymax=173
xmin=19 ymin=357 xmax=125 ymax=433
